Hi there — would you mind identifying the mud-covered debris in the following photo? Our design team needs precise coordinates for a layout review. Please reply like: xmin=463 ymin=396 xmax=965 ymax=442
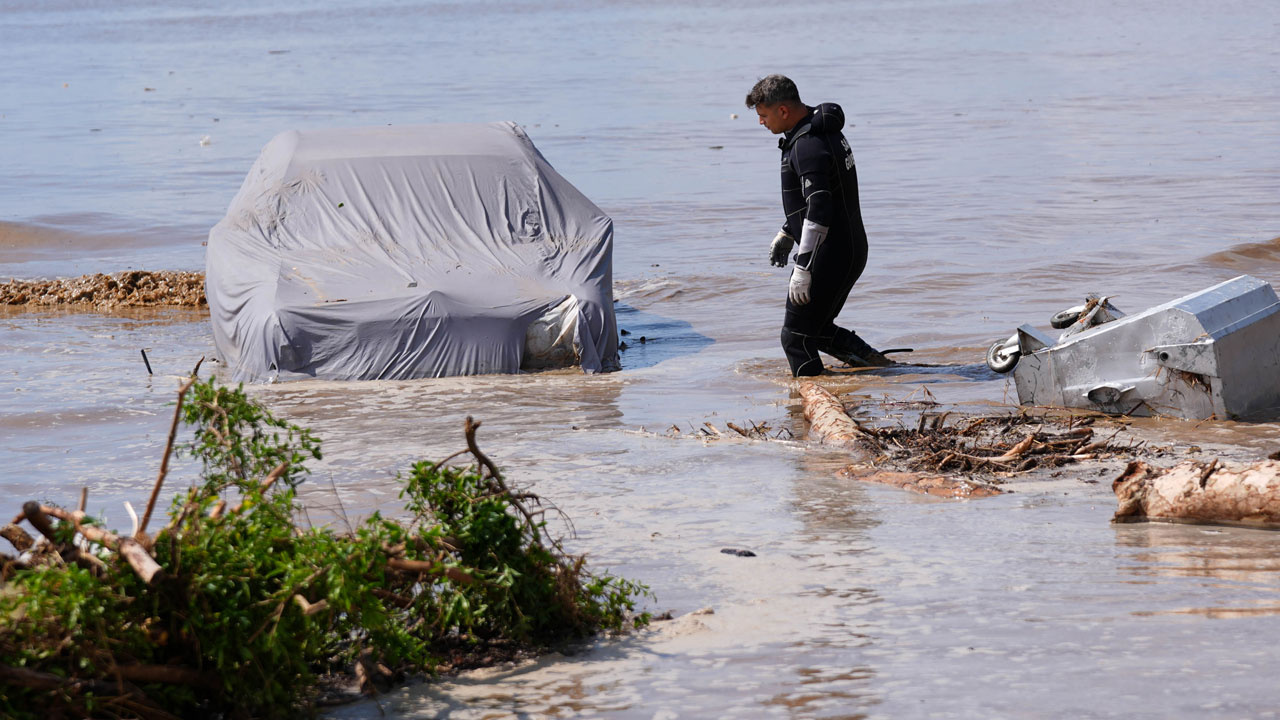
xmin=839 ymin=467 xmax=1003 ymax=498
xmin=0 ymin=270 xmax=206 ymax=308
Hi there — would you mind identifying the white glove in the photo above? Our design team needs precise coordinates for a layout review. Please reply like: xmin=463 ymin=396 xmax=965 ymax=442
xmin=768 ymin=230 xmax=794 ymax=268
xmin=789 ymin=265 xmax=811 ymax=305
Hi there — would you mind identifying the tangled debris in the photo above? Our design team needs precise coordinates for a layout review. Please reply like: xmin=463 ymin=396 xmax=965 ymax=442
xmin=799 ymin=381 xmax=1153 ymax=498
xmin=0 ymin=270 xmax=206 ymax=308
xmin=663 ymin=420 xmax=792 ymax=441
xmin=874 ymin=410 xmax=1142 ymax=478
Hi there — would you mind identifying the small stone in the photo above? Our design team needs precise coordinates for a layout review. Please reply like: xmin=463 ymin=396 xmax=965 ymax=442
xmin=719 ymin=548 xmax=756 ymax=557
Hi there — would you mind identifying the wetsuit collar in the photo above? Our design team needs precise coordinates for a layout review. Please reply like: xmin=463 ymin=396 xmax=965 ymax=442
xmin=778 ymin=106 xmax=816 ymax=150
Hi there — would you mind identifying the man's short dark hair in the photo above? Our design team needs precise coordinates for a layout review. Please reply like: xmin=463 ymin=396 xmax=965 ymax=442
xmin=745 ymin=75 xmax=801 ymax=108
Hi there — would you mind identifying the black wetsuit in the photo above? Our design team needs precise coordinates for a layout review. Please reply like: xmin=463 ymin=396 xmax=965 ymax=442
xmin=778 ymin=103 xmax=870 ymax=376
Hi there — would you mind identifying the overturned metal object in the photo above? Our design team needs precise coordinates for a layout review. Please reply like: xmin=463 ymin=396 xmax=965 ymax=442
xmin=1002 ymin=275 xmax=1280 ymax=420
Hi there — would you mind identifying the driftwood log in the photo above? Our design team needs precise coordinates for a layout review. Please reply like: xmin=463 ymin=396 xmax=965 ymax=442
xmin=798 ymin=381 xmax=875 ymax=453
xmin=799 ymin=382 xmax=1002 ymax=498
xmin=1113 ymin=459 xmax=1280 ymax=528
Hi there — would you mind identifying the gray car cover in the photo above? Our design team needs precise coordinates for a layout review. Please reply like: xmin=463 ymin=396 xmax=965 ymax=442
xmin=206 ymin=122 xmax=618 ymax=381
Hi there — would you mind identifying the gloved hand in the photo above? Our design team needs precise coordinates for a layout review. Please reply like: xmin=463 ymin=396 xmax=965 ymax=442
xmin=788 ymin=264 xmax=811 ymax=305
xmin=768 ymin=230 xmax=794 ymax=268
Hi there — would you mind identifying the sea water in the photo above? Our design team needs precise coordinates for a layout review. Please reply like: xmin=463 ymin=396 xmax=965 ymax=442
xmin=2 ymin=1 xmax=1280 ymax=717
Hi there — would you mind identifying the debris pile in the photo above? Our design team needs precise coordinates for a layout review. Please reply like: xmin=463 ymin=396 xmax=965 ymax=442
xmin=799 ymin=382 xmax=1153 ymax=499
xmin=0 ymin=270 xmax=206 ymax=308
xmin=878 ymin=412 xmax=1140 ymax=477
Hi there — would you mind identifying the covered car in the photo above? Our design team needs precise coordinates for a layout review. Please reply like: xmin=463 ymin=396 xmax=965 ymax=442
xmin=206 ymin=122 xmax=618 ymax=381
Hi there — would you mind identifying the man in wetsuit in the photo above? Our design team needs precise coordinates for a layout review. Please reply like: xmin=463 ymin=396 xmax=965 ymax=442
xmin=745 ymin=74 xmax=891 ymax=376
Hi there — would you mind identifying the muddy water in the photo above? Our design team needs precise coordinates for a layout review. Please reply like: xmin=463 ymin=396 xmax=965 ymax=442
xmin=4 ymin=0 xmax=1280 ymax=717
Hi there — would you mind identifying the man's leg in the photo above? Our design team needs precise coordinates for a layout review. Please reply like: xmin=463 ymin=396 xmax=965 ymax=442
xmin=780 ymin=237 xmax=863 ymax=376
xmin=820 ymin=325 xmax=893 ymax=367
xmin=780 ymin=325 xmax=827 ymax=376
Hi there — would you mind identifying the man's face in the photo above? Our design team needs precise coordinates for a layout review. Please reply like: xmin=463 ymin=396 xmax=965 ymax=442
xmin=756 ymin=102 xmax=791 ymax=134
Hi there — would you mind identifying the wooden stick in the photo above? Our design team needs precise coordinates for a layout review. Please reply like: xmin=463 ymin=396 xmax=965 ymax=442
xmin=386 ymin=557 xmax=474 ymax=585
xmin=1 ymin=523 xmax=34 ymax=552
xmin=39 ymin=505 xmax=164 ymax=586
xmin=370 ymin=587 xmax=414 ymax=608
xmin=993 ymin=435 xmax=1038 ymax=462
xmin=463 ymin=416 xmax=557 ymax=547
xmin=464 ymin=416 xmax=503 ymax=482
xmin=19 ymin=501 xmax=89 ymax=569
xmin=0 ymin=665 xmax=201 ymax=720
xmin=231 ymin=461 xmax=289 ymax=515
xmin=293 ymin=594 xmax=330 ymax=616
xmin=138 ymin=357 xmax=203 ymax=541
xmin=112 ymin=663 xmax=217 ymax=688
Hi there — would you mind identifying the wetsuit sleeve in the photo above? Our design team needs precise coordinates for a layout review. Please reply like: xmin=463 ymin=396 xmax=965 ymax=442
xmin=793 ymin=135 xmax=833 ymax=228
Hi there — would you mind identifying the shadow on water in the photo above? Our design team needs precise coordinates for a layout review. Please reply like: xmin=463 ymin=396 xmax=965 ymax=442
xmin=613 ymin=303 xmax=713 ymax=371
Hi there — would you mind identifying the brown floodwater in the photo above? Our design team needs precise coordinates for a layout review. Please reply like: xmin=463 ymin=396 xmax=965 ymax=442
xmin=3 ymin=0 xmax=1280 ymax=717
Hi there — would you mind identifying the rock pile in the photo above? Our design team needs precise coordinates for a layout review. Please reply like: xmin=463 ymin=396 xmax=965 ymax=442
xmin=0 ymin=270 xmax=206 ymax=308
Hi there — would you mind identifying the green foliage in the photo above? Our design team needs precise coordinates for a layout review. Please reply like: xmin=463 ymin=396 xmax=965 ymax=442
xmin=0 ymin=377 xmax=649 ymax=719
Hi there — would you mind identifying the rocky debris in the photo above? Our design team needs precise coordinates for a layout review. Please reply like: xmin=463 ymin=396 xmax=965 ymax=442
xmin=0 ymin=270 xmax=206 ymax=308
xmin=1113 ymin=459 xmax=1280 ymax=528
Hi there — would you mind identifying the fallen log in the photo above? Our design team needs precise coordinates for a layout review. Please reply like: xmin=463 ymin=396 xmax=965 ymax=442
xmin=798 ymin=382 xmax=875 ymax=454
xmin=1113 ymin=459 xmax=1280 ymax=528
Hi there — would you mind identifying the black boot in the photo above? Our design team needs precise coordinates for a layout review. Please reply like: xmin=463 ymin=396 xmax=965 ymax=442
xmin=824 ymin=327 xmax=893 ymax=367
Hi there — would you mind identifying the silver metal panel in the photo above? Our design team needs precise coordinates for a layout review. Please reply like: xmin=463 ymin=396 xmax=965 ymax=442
xmin=1009 ymin=275 xmax=1280 ymax=420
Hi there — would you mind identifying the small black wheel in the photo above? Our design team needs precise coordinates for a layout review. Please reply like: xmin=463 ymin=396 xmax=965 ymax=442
xmin=1050 ymin=309 xmax=1083 ymax=329
xmin=986 ymin=340 xmax=1020 ymax=374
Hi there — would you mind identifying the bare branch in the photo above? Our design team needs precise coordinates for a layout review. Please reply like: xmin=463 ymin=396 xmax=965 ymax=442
xmin=139 ymin=357 xmax=204 ymax=542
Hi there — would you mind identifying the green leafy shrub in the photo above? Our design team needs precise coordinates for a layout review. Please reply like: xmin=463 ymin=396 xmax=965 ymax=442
xmin=0 ymin=376 xmax=649 ymax=719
